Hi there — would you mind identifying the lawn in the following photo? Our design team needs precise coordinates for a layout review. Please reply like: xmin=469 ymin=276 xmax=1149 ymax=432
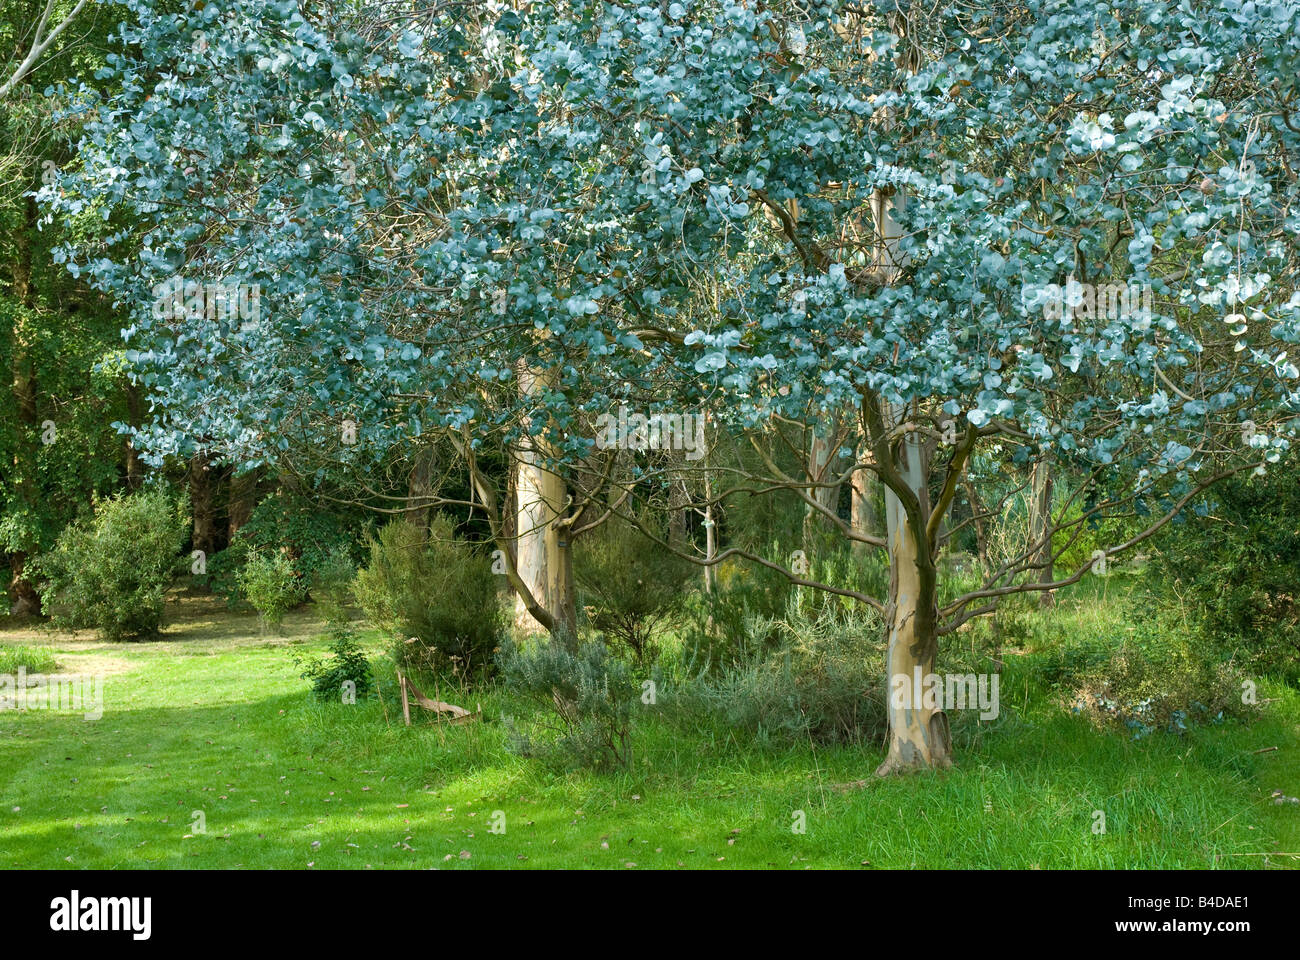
xmin=1 ymin=589 xmax=1297 ymax=869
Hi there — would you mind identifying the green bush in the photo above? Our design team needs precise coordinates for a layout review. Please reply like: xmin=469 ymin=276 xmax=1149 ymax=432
xmin=1033 ymin=617 xmax=1257 ymax=738
xmin=37 ymin=488 xmax=189 ymax=641
xmin=205 ymin=488 xmax=365 ymax=606
xmin=236 ymin=550 xmax=306 ymax=633
xmin=676 ymin=595 xmax=888 ymax=746
xmin=1146 ymin=463 xmax=1300 ymax=681
xmin=575 ymin=517 xmax=693 ymax=667
xmin=293 ymin=627 xmax=373 ymax=702
xmin=497 ymin=637 xmax=637 ymax=769
xmin=682 ymin=555 xmax=792 ymax=671
xmin=354 ymin=517 xmax=503 ymax=681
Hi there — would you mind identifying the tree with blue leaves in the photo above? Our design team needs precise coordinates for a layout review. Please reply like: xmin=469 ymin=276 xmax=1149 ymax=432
xmin=47 ymin=0 xmax=1300 ymax=771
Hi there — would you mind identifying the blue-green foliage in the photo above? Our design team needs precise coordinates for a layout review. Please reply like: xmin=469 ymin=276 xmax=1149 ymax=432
xmin=42 ymin=0 xmax=1300 ymax=611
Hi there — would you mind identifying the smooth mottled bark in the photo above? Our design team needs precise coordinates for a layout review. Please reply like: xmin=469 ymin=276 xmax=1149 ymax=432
xmin=850 ymin=459 xmax=878 ymax=550
xmin=876 ymin=416 xmax=952 ymax=776
xmin=512 ymin=365 xmax=576 ymax=641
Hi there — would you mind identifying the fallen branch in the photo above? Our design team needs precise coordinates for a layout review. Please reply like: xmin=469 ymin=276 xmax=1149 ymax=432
xmin=397 ymin=669 xmax=477 ymax=726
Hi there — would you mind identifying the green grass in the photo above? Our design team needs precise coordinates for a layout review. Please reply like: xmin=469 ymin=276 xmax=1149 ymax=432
xmin=0 ymin=644 xmax=58 ymax=674
xmin=1 ymin=590 xmax=1297 ymax=869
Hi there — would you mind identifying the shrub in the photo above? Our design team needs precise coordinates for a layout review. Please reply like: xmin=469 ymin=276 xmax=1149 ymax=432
xmin=574 ymin=517 xmax=693 ymax=667
xmin=205 ymin=487 xmax=365 ymax=606
xmin=1146 ymin=463 xmax=1300 ymax=680
xmin=497 ymin=636 xmax=637 ymax=769
xmin=676 ymin=595 xmax=888 ymax=746
xmin=37 ymin=488 xmax=189 ymax=641
xmin=682 ymin=555 xmax=792 ymax=671
xmin=1039 ymin=618 xmax=1257 ymax=738
xmin=236 ymin=550 xmax=306 ymax=633
xmin=354 ymin=517 xmax=503 ymax=681
xmin=293 ymin=627 xmax=373 ymax=702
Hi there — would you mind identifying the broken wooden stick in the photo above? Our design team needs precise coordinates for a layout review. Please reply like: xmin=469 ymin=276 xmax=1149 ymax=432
xmin=397 ymin=669 xmax=477 ymax=726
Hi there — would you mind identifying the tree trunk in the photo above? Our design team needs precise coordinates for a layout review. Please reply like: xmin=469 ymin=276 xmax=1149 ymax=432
xmin=876 ymin=410 xmax=952 ymax=776
xmin=1029 ymin=460 xmax=1055 ymax=608
xmin=8 ymin=194 xmax=40 ymax=616
xmin=124 ymin=382 xmax=145 ymax=491
xmin=803 ymin=421 xmax=841 ymax=549
xmin=513 ymin=366 xmax=576 ymax=642
xmin=404 ymin=443 xmax=435 ymax=536
xmin=850 ymin=462 xmax=878 ymax=550
xmin=189 ymin=453 xmax=217 ymax=562
xmin=227 ymin=467 xmax=261 ymax=541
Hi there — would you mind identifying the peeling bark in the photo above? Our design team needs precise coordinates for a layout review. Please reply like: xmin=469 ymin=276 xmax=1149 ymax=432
xmin=512 ymin=366 xmax=576 ymax=641
xmin=876 ymin=417 xmax=952 ymax=776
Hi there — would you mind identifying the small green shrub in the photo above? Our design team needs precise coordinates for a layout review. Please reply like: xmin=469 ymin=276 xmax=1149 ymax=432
xmin=676 ymin=596 xmax=888 ymax=746
xmin=236 ymin=551 xmax=306 ymax=633
xmin=37 ymin=488 xmax=189 ymax=641
xmin=354 ymin=517 xmax=503 ymax=681
xmin=1039 ymin=618 xmax=1257 ymax=737
xmin=682 ymin=555 xmax=792 ymax=671
xmin=0 ymin=645 xmax=58 ymax=674
xmin=1146 ymin=463 xmax=1300 ymax=681
xmin=497 ymin=636 xmax=637 ymax=770
xmin=205 ymin=488 xmax=365 ymax=606
xmin=293 ymin=627 xmax=373 ymax=702
xmin=575 ymin=517 xmax=693 ymax=667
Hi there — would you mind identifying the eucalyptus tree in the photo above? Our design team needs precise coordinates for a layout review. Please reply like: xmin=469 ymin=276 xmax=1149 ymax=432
xmin=49 ymin=0 xmax=1300 ymax=772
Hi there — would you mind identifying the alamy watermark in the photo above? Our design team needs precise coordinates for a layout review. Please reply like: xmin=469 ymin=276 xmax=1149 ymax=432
xmin=593 ymin=406 xmax=706 ymax=460
xmin=0 ymin=668 xmax=104 ymax=720
xmin=1024 ymin=277 xmax=1153 ymax=323
xmin=151 ymin=276 xmax=261 ymax=323
xmin=890 ymin=668 xmax=1000 ymax=721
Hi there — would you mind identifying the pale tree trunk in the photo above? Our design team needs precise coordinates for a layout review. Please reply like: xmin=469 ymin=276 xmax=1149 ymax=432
xmin=803 ymin=420 xmax=841 ymax=550
xmin=877 ymin=411 xmax=952 ymax=775
xmin=869 ymin=123 xmax=951 ymax=772
xmin=851 ymin=460 xmax=878 ymax=551
xmin=513 ymin=366 xmax=577 ymax=642
xmin=702 ymin=469 xmax=717 ymax=594
xmin=404 ymin=444 xmax=435 ymax=536
xmin=1029 ymin=460 xmax=1055 ymax=608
